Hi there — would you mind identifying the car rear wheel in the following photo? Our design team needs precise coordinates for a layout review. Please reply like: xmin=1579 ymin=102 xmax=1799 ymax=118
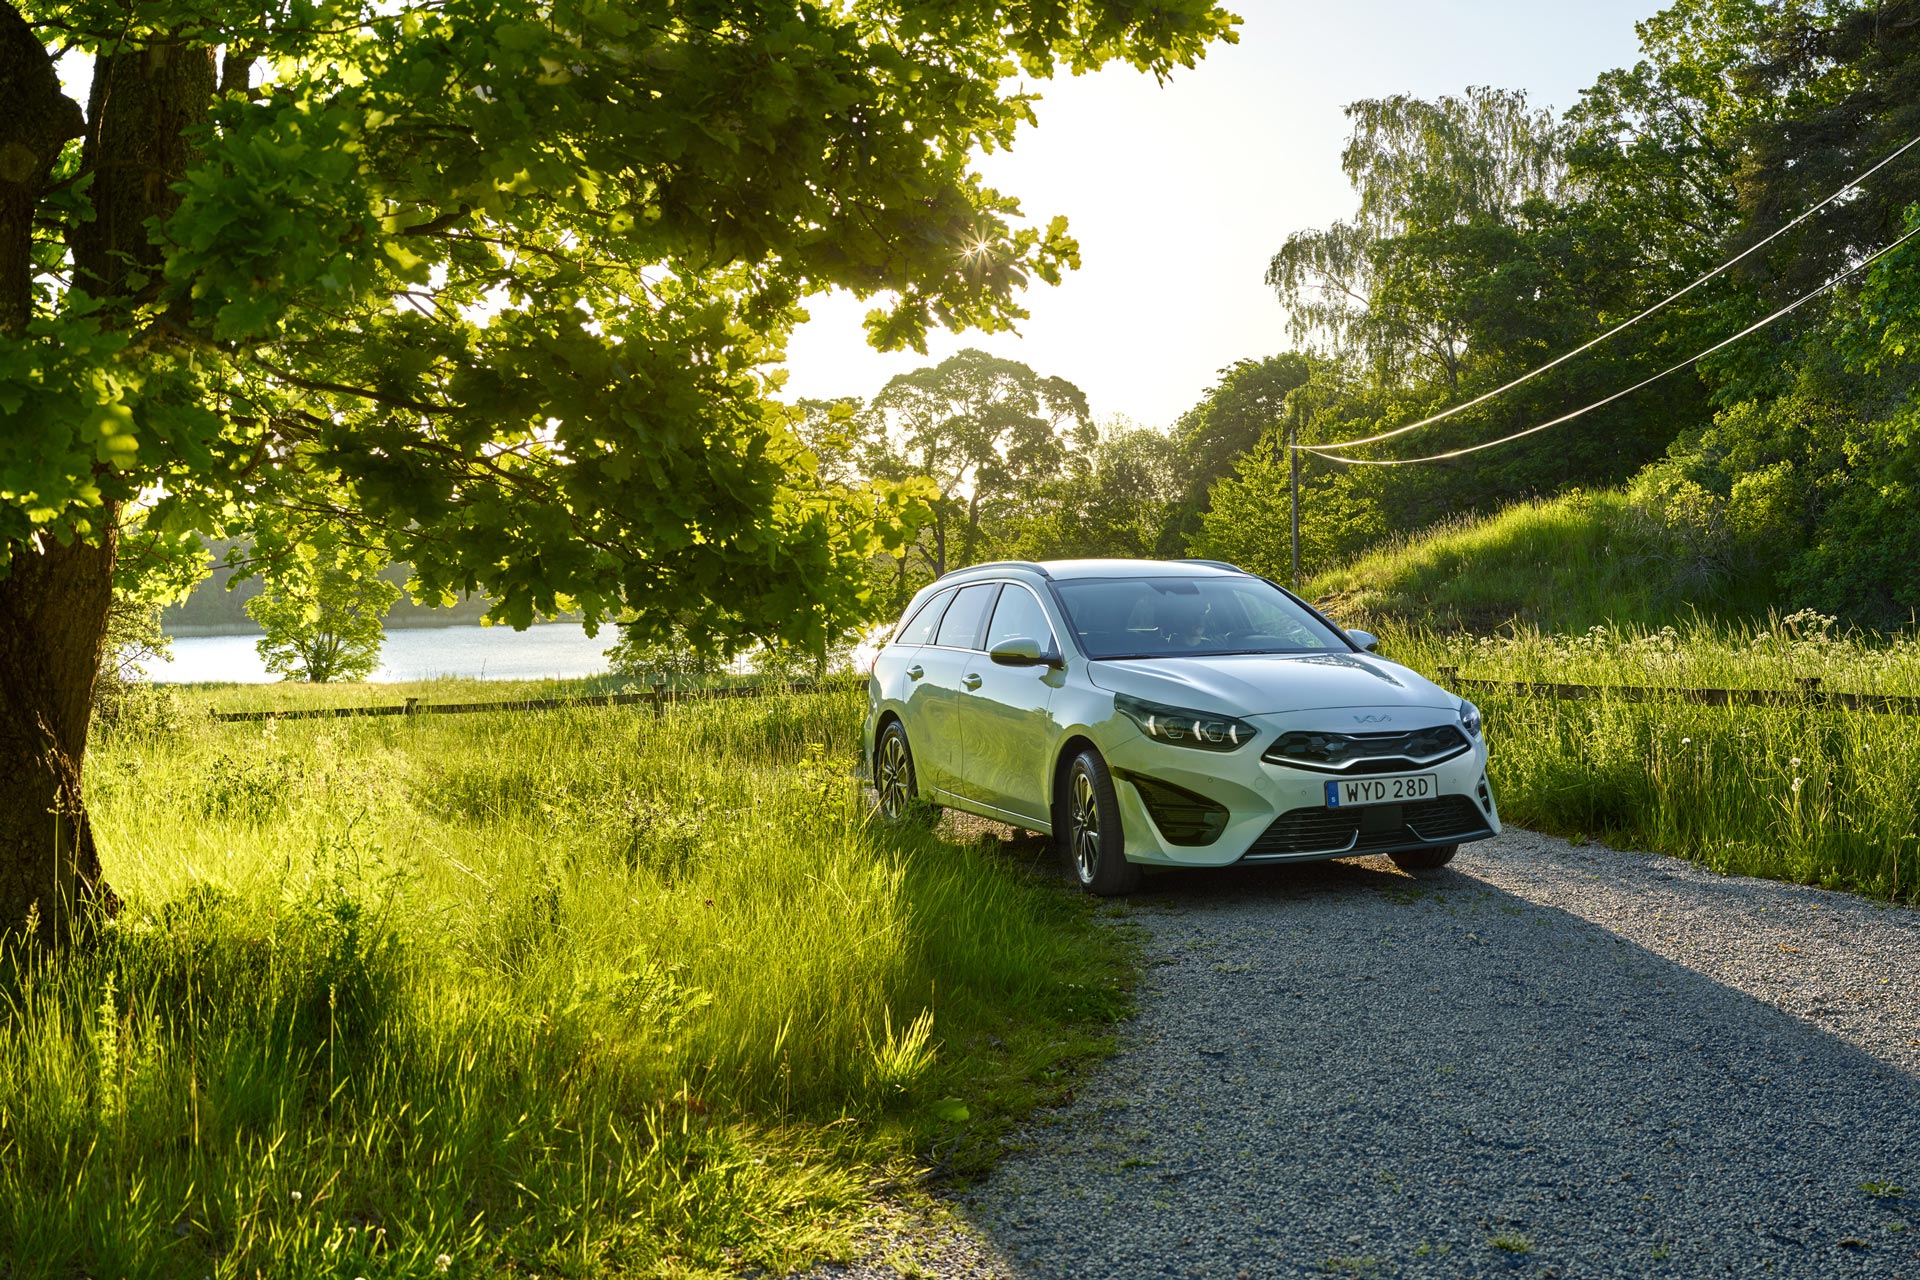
xmin=1390 ymin=844 xmax=1458 ymax=872
xmin=1060 ymin=749 xmax=1140 ymax=896
xmin=874 ymin=721 xmax=936 ymax=826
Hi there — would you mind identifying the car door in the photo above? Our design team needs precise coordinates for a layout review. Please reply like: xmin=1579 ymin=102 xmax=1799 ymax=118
xmin=956 ymin=582 xmax=1063 ymax=824
xmin=905 ymin=582 xmax=999 ymax=793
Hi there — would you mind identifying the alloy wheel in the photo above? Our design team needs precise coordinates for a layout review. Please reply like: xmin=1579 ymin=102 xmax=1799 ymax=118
xmin=1071 ymin=767 xmax=1101 ymax=881
xmin=877 ymin=731 xmax=912 ymax=819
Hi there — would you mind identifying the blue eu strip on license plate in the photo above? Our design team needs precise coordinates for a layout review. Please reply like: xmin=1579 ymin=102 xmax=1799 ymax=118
xmin=1325 ymin=781 xmax=1341 ymax=808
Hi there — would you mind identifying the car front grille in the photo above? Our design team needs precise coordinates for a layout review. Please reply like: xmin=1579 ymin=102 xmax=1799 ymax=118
xmin=1241 ymin=795 xmax=1491 ymax=861
xmin=1262 ymin=724 xmax=1471 ymax=774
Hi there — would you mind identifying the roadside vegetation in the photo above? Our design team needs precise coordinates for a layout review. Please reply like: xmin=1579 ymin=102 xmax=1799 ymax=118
xmin=1308 ymin=488 xmax=1778 ymax=635
xmin=0 ymin=685 xmax=1132 ymax=1276
xmin=1389 ymin=615 xmax=1920 ymax=901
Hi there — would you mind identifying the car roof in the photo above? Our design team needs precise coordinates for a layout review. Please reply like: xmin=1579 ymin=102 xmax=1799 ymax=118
xmin=934 ymin=558 xmax=1250 ymax=585
xmin=1042 ymin=558 xmax=1247 ymax=581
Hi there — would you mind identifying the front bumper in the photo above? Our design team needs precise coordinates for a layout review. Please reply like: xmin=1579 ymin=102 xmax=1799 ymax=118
xmin=1102 ymin=710 xmax=1501 ymax=868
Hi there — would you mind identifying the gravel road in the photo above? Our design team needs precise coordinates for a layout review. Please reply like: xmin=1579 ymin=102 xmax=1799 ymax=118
xmin=815 ymin=828 xmax=1920 ymax=1279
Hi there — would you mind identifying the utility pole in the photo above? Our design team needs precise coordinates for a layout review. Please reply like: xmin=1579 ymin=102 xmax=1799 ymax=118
xmin=1288 ymin=395 xmax=1302 ymax=592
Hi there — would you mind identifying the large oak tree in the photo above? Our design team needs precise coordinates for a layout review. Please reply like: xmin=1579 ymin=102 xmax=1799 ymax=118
xmin=0 ymin=0 xmax=1237 ymax=943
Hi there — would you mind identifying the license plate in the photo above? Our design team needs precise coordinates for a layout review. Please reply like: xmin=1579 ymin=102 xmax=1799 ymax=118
xmin=1325 ymin=774 xmax=1437 ymax=807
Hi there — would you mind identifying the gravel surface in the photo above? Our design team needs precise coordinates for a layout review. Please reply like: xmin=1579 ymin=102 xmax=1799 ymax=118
xmin=810 ymin=828 xmax=1920 ymax=1279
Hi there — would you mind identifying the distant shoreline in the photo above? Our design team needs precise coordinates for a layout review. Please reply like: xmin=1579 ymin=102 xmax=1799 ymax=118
xmin=163 ymin=617 xmax=586 ymax=639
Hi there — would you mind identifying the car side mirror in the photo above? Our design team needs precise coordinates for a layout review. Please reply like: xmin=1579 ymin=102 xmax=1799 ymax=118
xmin=1347 ymin=629 xmax=1380 ymax=653
xmin=990 ymin=635 xmax=1057 ymax=668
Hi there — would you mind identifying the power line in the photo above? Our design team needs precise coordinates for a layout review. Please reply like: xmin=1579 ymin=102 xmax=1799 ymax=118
xmin=1302 ymin=131 xmax=1920 ymax=455
xmin=1300 ymin=222 xmax=1920 ymax=468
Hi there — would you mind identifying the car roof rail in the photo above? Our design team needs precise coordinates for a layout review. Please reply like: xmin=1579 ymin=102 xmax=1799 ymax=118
xmin=935 ymin=560 xmax=1053 ymax=581
xmin=1175 ymin=558 xmax=1245 ymax=573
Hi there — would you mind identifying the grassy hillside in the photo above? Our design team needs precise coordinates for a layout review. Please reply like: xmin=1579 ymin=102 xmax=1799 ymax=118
xmin=1308 ymin=488 xmax=1776 ymax=634
xmin=6 ymin=683 xmax=1132 ymax=1276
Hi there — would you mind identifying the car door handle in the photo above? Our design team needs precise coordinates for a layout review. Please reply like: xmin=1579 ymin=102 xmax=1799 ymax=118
xmin=962 ymin=673 xmax=983 ymax=691
xmin=906 ymin=664 xmax=924 ymax=680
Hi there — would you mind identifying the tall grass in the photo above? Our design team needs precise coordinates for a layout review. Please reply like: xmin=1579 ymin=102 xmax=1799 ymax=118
xmin=1390 ymin=614 xmax=1920 ymax=899
xmin=1309 ymin=489 xmax=1775 ymax=633
xmin=0 ymin=685 xmax=1130 ymax=1277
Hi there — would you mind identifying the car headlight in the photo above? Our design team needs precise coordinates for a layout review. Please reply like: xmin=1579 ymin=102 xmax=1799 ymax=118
xmin=1114 ymin=694 xmax=1255 ymax=752
xmin=1458 ymin=699 xmax=1483 ymax=739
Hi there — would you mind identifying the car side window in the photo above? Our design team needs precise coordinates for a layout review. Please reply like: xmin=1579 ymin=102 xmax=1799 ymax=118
xmin=933 ymin=583 xmax=999 ymax=650
xmin=985 ymin=584 xmax=1056 ymax=652
xmin=893 ymin=589 xmax=953 ymax=647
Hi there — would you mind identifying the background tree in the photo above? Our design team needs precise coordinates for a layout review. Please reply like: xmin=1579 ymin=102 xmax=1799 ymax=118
xmin=1003 ymin=416 xmax=1182 ymax=561
xmin=0 ymin=0 xmax=1239 ymax=943
xmin=1156 ymin=353 xmax=1311 ymax=554
xmin=862 ymin=348 xmax=1094 ymax=589
xmin=244 ymin=538 xmax=401 ymax=683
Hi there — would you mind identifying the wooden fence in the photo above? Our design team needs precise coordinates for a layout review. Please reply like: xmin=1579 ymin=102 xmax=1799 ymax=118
xmin=210 ymin=670 xmax=1920 ymax=723
xmin=1437 ymin=669 xmax=1920 ymax=717
xmin=211 ymin=676 xmax=865 ymax=723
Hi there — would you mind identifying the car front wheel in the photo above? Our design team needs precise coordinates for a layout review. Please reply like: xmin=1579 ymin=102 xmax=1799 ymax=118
xmin=1060 ymin=748 xmax=1140 ymax=896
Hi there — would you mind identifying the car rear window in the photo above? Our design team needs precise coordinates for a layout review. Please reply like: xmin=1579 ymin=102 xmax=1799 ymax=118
xmin=1054 ymin=575 xmax=1346 ymax=660
xmin=933 ymin=583 xmax=999 ymax=650
xmin=892 ymin=589 xmax=953 ymax=647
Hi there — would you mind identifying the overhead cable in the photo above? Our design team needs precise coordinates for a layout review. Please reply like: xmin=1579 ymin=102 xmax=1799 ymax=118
xmin=1299 ymin=222 xmax=1920 ymax=467
xmin=1302 ymin=131 xmax=1920 ymax=455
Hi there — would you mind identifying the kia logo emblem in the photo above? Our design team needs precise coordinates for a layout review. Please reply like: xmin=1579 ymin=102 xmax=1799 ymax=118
xmin=1352 ymin=714 xmax=1392 ymax=724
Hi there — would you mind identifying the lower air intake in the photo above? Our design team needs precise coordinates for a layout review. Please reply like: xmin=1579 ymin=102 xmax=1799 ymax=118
xmin=1242 ymin=795 xmax=1490 ymax=861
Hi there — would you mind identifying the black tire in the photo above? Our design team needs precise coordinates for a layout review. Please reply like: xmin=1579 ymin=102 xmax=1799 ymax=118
xmin=1390 ymin=844 xmax=1458 ymax=872
xmin=874 ymin=721 xmax=936 ymax=826
xmin=1059 ymin=748 xmax=1141 ymax=896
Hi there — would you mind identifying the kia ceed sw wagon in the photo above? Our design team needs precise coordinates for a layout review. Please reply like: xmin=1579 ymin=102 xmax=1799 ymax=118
xmin=863 ymin=559 xmax=1500 ymax=894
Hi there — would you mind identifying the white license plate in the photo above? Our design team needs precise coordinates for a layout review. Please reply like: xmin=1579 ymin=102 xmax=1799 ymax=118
xmin=1325 ymin=774 xmax=1437 ymax=807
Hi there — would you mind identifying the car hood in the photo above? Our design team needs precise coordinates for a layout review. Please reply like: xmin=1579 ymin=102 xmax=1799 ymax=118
xmin=1086 ymin=652 xmax=1460 ymax=715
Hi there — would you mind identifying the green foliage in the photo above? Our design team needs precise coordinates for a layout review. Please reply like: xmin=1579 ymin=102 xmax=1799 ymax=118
xmin=11 ymin=686 xmax=1136 ymax=1274
xmin=1158 ymin=354 xmax=1311 ymax=552
xmin=1392 ymin=616 xmax=1920 ymax=900
xmin=244 ymin=538 xmax=401 ymax=683
xmin=603 ymin=625 xmax=726 ymax=689
xmin=93 ymin=594 xmax=172 ymax=726
xmin=1192 ymin=442 xmax=1383 ymax=586
xmin=1000 ymin=418 xmax=1183 ymax=563
xmin=5 ymin=0 xmax=1239 ymax=659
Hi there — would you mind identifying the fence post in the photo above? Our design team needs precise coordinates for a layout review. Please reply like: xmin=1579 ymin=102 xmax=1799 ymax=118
xmin=649 ymin=679 xmax=667 ymax=719
xmin=1438 ymin=666 xmax=1458 ymax=684
xmin=404 ymin=697 xmax=419 ymax=716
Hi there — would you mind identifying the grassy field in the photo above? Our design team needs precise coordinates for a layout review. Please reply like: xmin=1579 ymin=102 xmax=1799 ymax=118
xmin=1388 ymin=614 xmax=1920 ymax=900
xmin=2 ymin=682 xmax=1133 ymax=1277
xmin=1310 ymin=488 xmax=1775 ymax=634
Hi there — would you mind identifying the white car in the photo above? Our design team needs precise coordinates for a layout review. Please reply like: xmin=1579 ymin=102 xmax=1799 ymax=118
xmin=863 ymin=558 xmax=1500 ymax=894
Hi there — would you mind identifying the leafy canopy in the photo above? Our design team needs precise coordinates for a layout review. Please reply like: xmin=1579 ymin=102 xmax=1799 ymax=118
xmin=8 ymin=0 xmax=1239 ymax=651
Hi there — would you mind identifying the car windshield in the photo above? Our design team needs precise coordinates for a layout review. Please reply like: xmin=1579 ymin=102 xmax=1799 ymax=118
xmin=1053 ymin=575 xmax=1348 ymax=660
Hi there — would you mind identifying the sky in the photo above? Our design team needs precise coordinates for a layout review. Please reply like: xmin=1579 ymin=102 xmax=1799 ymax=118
xmin=782 ymin=0 xmax=1670 ymax=429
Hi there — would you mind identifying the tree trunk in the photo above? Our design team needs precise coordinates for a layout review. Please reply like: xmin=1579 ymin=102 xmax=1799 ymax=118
xmin=0 ymin=26 xmax=214 ymax=944
xmin=0 ymin=529 xmax=122 ymax=944
xmin=0 ymin=3 xmax=83 ymax=334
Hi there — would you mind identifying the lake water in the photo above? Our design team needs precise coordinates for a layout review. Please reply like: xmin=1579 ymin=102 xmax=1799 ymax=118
xmin=149 ymin=623 xmax=613 ymax=683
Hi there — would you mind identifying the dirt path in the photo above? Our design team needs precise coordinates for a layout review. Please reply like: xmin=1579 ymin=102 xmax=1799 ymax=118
xmin=813 ymin=828 xmax=1920 ymax=1278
